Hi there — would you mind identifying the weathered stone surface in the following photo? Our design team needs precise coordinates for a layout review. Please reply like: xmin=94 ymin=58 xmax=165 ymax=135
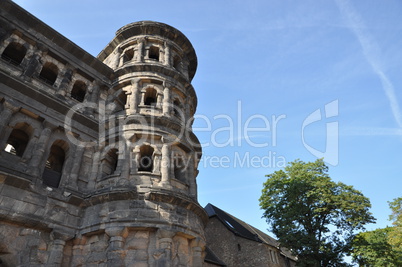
xmin=0 ymin=1 xmax=207 ymax=266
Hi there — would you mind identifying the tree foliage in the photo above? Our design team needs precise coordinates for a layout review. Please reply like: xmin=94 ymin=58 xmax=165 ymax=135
xmin=259 ymin=159 xmax=375 ymax=267
xmin=351 ymin=198 xmax=402 ymax=266
xmin=351 ymin=227 xmax=402 ymax=266
xmin=389 ymin=197 xmax=402 ymax=251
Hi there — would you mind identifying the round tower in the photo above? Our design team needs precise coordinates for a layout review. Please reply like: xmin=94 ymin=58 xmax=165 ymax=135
xmin=82 ymin=21 xmax=206 ymax=266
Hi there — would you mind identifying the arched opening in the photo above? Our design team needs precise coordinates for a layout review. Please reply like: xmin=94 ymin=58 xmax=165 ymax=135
xmin=101 ymin=148 xmax=118 ymax=177
xmin=123 ymin=49 xmax=134 ymax=64
xmin=42 ymin=140 xmax=68 ymax=188
xmin=71 ymin=80 xmax=87 ymax=102
xmin=144 ymin=88 xmax=157 ymax=106
xmin=4 ymin=122 xmax=32 ymax=157
xmin=173 ymin=55 xmax=181 ymax=71
xmin=148 ymin=46 xmax=159 ymax=61
xmin=173 ymin=98 xmax=183 ymax=118
xmin=5 ymin=129 xmax=29 ymax=157
xmin=1 ymin=42 xmax=27 ymax=66
xmin=138 ymin=145 xmax=154 ymax=172
xmin=173 ymin=153 xmax=186 ymax=182
xmin=38 ymin=62 xmax=58 ymax=86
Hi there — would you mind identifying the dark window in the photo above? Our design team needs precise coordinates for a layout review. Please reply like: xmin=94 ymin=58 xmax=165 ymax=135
xmin=38 ymin=62 xmax=58 ymax=86
xmin=71 ymin=81 xmax=87 ymax=102
xmin=173 ymin=55 xmax=181 ymax=70
xmin=149 ymin=46 xmax=159 ymax=61
xmin=5 ymin=124 xmax=31 ymax=157
xmin=138 ymin=145 xmax=154 ymax=172
xmin=1 ymin=42 xmax=27 ymax=66
xmin=144 ymin=88 xmax=157 ymax=106
xmin=123 ymin=49 xmax=134 ymax=63
xmin=43 ymin=141 xmax=67 ymax=188
xmin=101 ymin=149 xmax=118 ymax=176
xmin=173 ymin=153 xmax=186 ymax=182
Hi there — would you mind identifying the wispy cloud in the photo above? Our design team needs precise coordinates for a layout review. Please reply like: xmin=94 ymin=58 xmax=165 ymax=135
xmin=335 ymin=0 xmax=402 ymax=128
xmin=341 ymin=127 xmax=402 ymax=136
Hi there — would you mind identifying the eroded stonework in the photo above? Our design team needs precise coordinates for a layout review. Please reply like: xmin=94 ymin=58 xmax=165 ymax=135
xmin=0 ymin=1 xmax=207 ymax=266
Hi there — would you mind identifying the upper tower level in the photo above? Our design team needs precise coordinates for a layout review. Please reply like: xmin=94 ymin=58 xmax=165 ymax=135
xmin=98 ymin=21 xmax=197 ymax=82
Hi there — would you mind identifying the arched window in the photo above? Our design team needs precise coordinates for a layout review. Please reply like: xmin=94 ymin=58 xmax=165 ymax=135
xmin=114 ymin=91 xmax=127 ymax=112
xmin=148 ymin=46 xmax=159 ymax=61
xmin=138 ymin=145 xmax=154 ymax=172
xmin=42 ymin=140 xmax=68 ymax=188
xmin=173 ymin=55 xmax=181 ymax=71
xmin=1 ymin=42 xmax=27 ymax=66
xmin=123 ymin=49 xmax=134 ymax=64
xmin=101 ymin=148 xmax=118 ymax=177
xmin=173 ymin=98 xmax=183 ymax=118
xmin=4 ymin=123 xmax=32 ymax=157
xmin=144 ymin=88 xmax=157 ymax=106
xmin=173 ymin=153 xmax=186 ymax=182
xmin=71 ymin=80 xmax=87 ymax=102
xmin=38 ymin=62 xmax=58 ymax=86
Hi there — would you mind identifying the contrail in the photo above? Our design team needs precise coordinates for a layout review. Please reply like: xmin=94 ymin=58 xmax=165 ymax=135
xmin=335 ymin=0 xmax=402 ymax=128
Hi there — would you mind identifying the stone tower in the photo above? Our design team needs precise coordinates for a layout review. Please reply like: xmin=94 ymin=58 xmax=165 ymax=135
xmin=88 ymin=21 xmax=207 ymax=266
xmin=0 ymin=0 xmax=207 ymax=264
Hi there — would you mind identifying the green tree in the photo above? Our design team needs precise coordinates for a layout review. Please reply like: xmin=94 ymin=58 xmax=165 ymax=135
xmin=259 ymin=159 xmax=375 ymax=267
xmin=351 ymin=227 xmax=402 ymax=266
xmin=389 ymin=197 xmax=402 ymax=253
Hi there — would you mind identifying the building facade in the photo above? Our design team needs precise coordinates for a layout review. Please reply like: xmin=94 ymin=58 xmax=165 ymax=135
xmin=0 ymin=1 xmax=296 ymax=266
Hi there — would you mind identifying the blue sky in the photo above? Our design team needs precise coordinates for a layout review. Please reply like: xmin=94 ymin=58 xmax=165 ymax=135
xmin=13 ymin=0 xmax=402 ymax=238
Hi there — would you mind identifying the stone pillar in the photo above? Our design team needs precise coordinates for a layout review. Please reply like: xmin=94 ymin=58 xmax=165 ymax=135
xmin=156 ymin=93 xmax=163 ymax=110
xmin=162 ymin=86 xmax=170 ymax=116
xmin=66 ymin=144 xmax=85 ymax=190
xmin=153 ymin=150 xmax=161 ymax=175
xmin=87 ymin=151 xmax=101 ymax=189
xmin=47 ymin=230 xmax=72 ymax=266
xmin=136 ymin=39 xmax=145 ymax=62
xmin=57 ymin=67 xmax=74 ymax=96
xmin=154 ymin=229 xmax=175 ymax=267
xmin=191 ymin=238 xmax=206 ymax=267
xmin=131 ymin=146 xmax=140 ymax=174
xmin=105 ymin=227 xmax=128 ymax=267
xmin=129 ymin=78 xmax=140 ymax=114
xmin=112 ymin=48 xmax=122 ymax=69
xmin=0 ymin=100 xmax=19 ymax=149
xmin=160 ymin=143 xmax=170 ymax=186
xmin=187 ymin=153 xmax=197 ymax=198
xmin=140 ymin=91 xmax=145 ymax=106
xmin=164 ymin=42 xmax=171 ymax=66
xmin=27 ymin=123 xmax=53 ymax=176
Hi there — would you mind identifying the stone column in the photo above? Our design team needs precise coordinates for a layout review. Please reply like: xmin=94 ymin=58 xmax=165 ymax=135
xmin=0 ymin=100 xmax=19 ymax=149
xmin=66 ymin=144 xmax=85 ymax=190
xmin=87 ymin=150 xmax=101 ymax=189
xmin=155 ymin=229 xmax=175 ymax=267
xmin=162 ymin=86 xmax=170 ymax=116
xmin=131 ymin=146 xmax=140 ymax=174
xmin=136 ymin=39 xmax=145 ymax=62
xmin=152 ymin=150 xmax=161 ymax=175
xmin=57 ymin=67 xmax=74 ymax=96
xmin=27 ymin=123 xmax=53 ymax=176
xmin=129 ymin=78 xmax=140 ymax=114
xmin=191 ymin=238 xmax=205 ymax=267
xmin=156 ymin=93 xmax=163 ymax=110
xmin=140 ymin=91 xmax=145 ymax=106
xmin=164 ymin=42 xmax=171 ymax=66
xmin=47 ymin=230 xmax=72 ymax=266
xmin=160 ymin=143 xmax=170 ymax=186
xmin=187 ymin=153 xmax=197 ymax=199
xmin=105 ymin=227 xmax=128 ymax=267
